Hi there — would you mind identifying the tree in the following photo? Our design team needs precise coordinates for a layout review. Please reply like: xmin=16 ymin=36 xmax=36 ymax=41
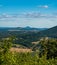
xmin=0 ymin=37 xmax=17 ymax=65
xmin=38 ymin=38 xmax=57 ymax=59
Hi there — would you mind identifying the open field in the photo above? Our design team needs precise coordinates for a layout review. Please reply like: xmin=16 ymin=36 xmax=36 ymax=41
xmin=10 ymin=47 xmax=32 ymax=52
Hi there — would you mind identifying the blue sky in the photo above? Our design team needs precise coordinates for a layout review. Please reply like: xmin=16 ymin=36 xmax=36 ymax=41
xmin=0 ymin=0 xmax=57 ymax=28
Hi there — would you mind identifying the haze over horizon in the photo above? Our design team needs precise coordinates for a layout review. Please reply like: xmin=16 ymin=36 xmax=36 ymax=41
xmin=0 ymin=0 xmax=57 ymax=28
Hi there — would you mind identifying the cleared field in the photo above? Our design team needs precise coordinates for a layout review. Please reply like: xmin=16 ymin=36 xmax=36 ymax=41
xmin=10 ymin=47 xmax=32 ymax=52
xmin=32 ymin=41 xmax=40 ymax=44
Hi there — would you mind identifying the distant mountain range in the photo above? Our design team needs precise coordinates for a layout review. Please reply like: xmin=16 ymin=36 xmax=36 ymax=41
xmin=0 ymin=26 xmax=47 ymax=32
xmin=0 ymin=26 xmax=57 ymax=38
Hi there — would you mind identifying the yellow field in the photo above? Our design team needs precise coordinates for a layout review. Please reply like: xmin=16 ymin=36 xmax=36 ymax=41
xmin=10 ymin=47 xmax=32 ymax=53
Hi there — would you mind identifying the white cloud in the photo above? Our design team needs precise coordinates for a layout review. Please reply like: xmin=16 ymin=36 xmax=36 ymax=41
xmin=0 ymin=13 xmax=57 ymax=28
xmin=0 ymin=12 xmax=57 ymax=20
xmin=21 ymin=12 xmax=57 ymax=19
xmin=21 ymin=12 xmax=41 ymax=18
xmin=38 ymin=5 xmax=48 ymax=8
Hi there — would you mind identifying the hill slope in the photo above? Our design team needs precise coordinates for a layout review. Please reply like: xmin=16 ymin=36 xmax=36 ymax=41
xmin=38 ymin=26 xmax=57 ymax=38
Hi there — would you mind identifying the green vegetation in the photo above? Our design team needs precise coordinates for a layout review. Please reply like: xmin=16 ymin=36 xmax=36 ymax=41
xmin=0 ymin=37 xmax=57 ymax=65
xmin=0 ymin=26 xmax=57 ymax=48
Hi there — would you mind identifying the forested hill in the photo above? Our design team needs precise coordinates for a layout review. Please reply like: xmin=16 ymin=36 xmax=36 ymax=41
xmin=37 ymin=26 xmax=57 ymax=38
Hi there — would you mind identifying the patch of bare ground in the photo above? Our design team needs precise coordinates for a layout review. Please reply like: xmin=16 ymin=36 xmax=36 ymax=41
xmin=32 ymin=41 xmax=40 ymax=44
xmin=10 ymin=47 xmax=32 ymax=53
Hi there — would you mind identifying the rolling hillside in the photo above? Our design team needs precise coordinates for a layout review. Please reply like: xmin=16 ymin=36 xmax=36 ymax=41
xmin=0 ymin=26 xmax=57 ymax=48
xmin=38 ymin=26 xmax=57 ymax=38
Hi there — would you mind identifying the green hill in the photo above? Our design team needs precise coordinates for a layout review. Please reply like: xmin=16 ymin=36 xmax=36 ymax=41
xmin=37 ymin=26 xmax=57 ymax=38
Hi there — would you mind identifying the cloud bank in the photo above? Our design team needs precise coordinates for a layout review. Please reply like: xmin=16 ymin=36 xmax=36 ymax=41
xmin=0 ymin=12 xmax=57 ymax=20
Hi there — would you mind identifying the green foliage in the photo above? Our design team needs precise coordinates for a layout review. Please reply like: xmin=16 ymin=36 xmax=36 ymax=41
xmin=0 ymin=51 xmax=57 ymax=65
xmin=38 ymin=38 xmax=57 ymax=59
xmin=0 ymin=38 xmax=57 ymax=65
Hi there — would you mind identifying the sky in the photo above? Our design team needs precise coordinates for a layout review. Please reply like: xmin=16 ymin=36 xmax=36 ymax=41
xmin=0 ymin=0 xmax=57 ymax=28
